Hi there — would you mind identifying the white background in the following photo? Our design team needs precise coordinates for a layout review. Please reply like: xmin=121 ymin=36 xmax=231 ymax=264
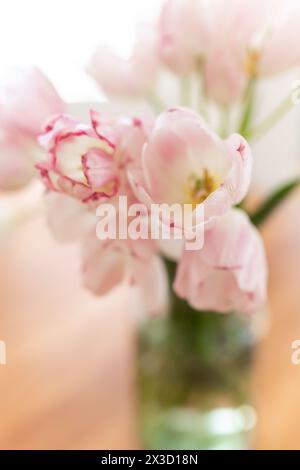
xmin=0 ymin=0 xmax=163 ymax=101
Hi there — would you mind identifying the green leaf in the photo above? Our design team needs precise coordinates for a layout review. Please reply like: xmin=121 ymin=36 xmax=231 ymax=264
xmin=250 ymin=179 xmax=300 ymax=227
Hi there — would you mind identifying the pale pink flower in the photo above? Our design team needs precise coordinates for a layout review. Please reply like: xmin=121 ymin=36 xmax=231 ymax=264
xmin=257 ymin=3 xmax=300 ymax=76
xmin=87 ymin=25 xmax=159 ymax=98
xmin=204 ymin=0 xmax=300 ymax=103
xmin=203 ymin=48 xmax=247 ymax=106
xmin=37 ymin=111 xmax=152 ymax=204
xmin=158 ymin=0 xmax=213 ymax=75
xmin=83 ymin=235 xmax=167 ymax=315
xmin=234 ymin=0 xmax=300 ymax=77
xmin=174 ymin=208 xmax=268 ymax=313
xmin=129 ymin=108 xmax=252 ymax=228
xmin=43 ymin=190 xmax=165 ymax=314
xmin=81 ymin=231 xmax=158 ymax=297
xmin=202 ymin=0 xmax=270 ymax=103
xmin=1 ymin=67 xmax=64 ymax=138
xmin=0 ymin=68 xmax=64 ymax=190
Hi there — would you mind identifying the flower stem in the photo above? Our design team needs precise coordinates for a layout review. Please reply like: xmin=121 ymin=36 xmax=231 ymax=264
xmin=245 ymin=94 xmax=294 ymax=142
xmin=147 ymin=93 xmax=165 ymax=115
xmin=250 ymin=179 xmax=300 ymax=226
xmin=180 ymin=75 xmax=191 ymax=107
xmin=195 ymin=61 xmax=209 ymax=120
xmin=219 ymin=105 xmax=230 ymax=138
xmin=238 ymin=78 xmax=257 ymax=137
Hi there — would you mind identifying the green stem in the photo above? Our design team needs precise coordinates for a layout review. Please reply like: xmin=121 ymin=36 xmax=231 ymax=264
xmin=219 ymin=106 xmax=230 ymax=138
xmin=245 ymin=94 xmax=294 ymax=142
xmin=250 ymin=179 xmax=300 ymax=227
xmin=163 ymin=258 xmax=253 ymax=367
xmin=146 ymin=93 xmax=165 ymax=115
xmin=196 ymin=61 xmax=209 ymax=120
xmin=180 ymin=75 xmax=191 ymax=107
xmin=238 ymin=78 xmax=257 ymax=137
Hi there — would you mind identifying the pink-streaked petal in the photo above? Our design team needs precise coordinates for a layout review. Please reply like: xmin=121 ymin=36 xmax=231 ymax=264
xmin=90 ymin=110 xmax=116 ymax=149
xmin=53 ymin=130 xmax=113 ymax=184
xmin=35 ymin=162 xmax=57 ymax=192
xmin=38 ymin=114 xmax=78 ymax=150
xmin=56 ymin=175 xmax=93 ymax=201
xmin=82 ymin=149 xmax=119 ymax=196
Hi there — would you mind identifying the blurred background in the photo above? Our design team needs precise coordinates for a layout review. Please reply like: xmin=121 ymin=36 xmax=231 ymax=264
xmin=1 ymin=0 xmax=300 ymax=450
xmin=0 ymin=0 xmax=162 ymax=102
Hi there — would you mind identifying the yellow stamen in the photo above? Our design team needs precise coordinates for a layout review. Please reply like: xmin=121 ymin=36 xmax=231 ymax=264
xmin=244 ymin=48 xmax=261 ymax=77
xmin=185 ymin=168 xmax=219 ymax=208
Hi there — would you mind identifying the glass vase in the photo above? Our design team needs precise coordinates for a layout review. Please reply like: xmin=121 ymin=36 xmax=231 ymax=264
xmin=137 ymin=274 xmax=260 ymax=450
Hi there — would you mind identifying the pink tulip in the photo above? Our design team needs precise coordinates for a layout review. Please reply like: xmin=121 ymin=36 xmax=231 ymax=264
xmin=87 ymin=25 xmax=159 ymax=98
xmin=258 ymin=5 xmax=300 ymax=76
xmin=1 ymin=67 xmax=64 ymax=138
xmin=233 ymin=0 xmax=300 ymax=77
xmin=129 ymin=108 xmax=252 ymax=228
xmin=44 ymin=188 xmax=166 ymax=314
xmin=37 ymin=111 xmax=151 ymax=204
xmin=203 ymin=0 xmax=300 ymax=103
xmin=203 ymin=48 xmax=247 ymax=106
xmin=83 ymin=236 xmax=167 ymax=315
xmin=174 ymin=208 xmax=268 ymax=313
xmin=82 ymin=237 xmax=131 ymax=296
xmin=158 ymin=0 xmax=212 ymax=75
xmin=0 ymin=68 xmax=64 ymax=191
xmin=81 ymin=232 xmax=158 ymax=297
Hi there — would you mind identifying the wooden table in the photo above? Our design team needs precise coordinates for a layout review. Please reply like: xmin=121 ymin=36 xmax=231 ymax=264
xmin=0 ymin=191 xmax=300 ymax=450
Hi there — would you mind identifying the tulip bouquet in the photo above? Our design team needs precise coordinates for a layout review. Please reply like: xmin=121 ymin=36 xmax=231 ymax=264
xmin=1 ymin=0 xmax=300 ymax=450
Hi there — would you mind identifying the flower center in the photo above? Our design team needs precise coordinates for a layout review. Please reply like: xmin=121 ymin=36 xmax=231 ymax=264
xmin=244 ymin=48 xmax=261 ymax=77
xmin=185 ymin=168 xmax=219 ymax=208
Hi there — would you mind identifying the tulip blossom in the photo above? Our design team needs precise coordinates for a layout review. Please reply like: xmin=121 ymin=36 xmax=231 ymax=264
xmin=158 ymin=0 xmax=212 ymax=75
xmin=204 ymin=0 xmax=300 ymax=104
xmin=1 ymin=67 xmax=64 ymax=137
xmin=174 ymin=208 xmax=267 ymax=313
xmin=37 ymin=111 xmax=152 ymax=204
xmin=43 ymin=190 xmax=166 ymax=314
xmin=0 ymin=68 xmax=64 ymax=191
xmin=257 ymin=4 xmax=300 ymax=76
xmin=203 ymin=48 xmax=248 ymax=106
xmin=87 ymin=25 xmax=159 ymax=98
xmin=81 ymin=229 xmax=167 ymax=315
xmin=82 ymin=232 xmax=156 ymax=295
xmin=129 ymin=108 xmax=252 ymax=229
